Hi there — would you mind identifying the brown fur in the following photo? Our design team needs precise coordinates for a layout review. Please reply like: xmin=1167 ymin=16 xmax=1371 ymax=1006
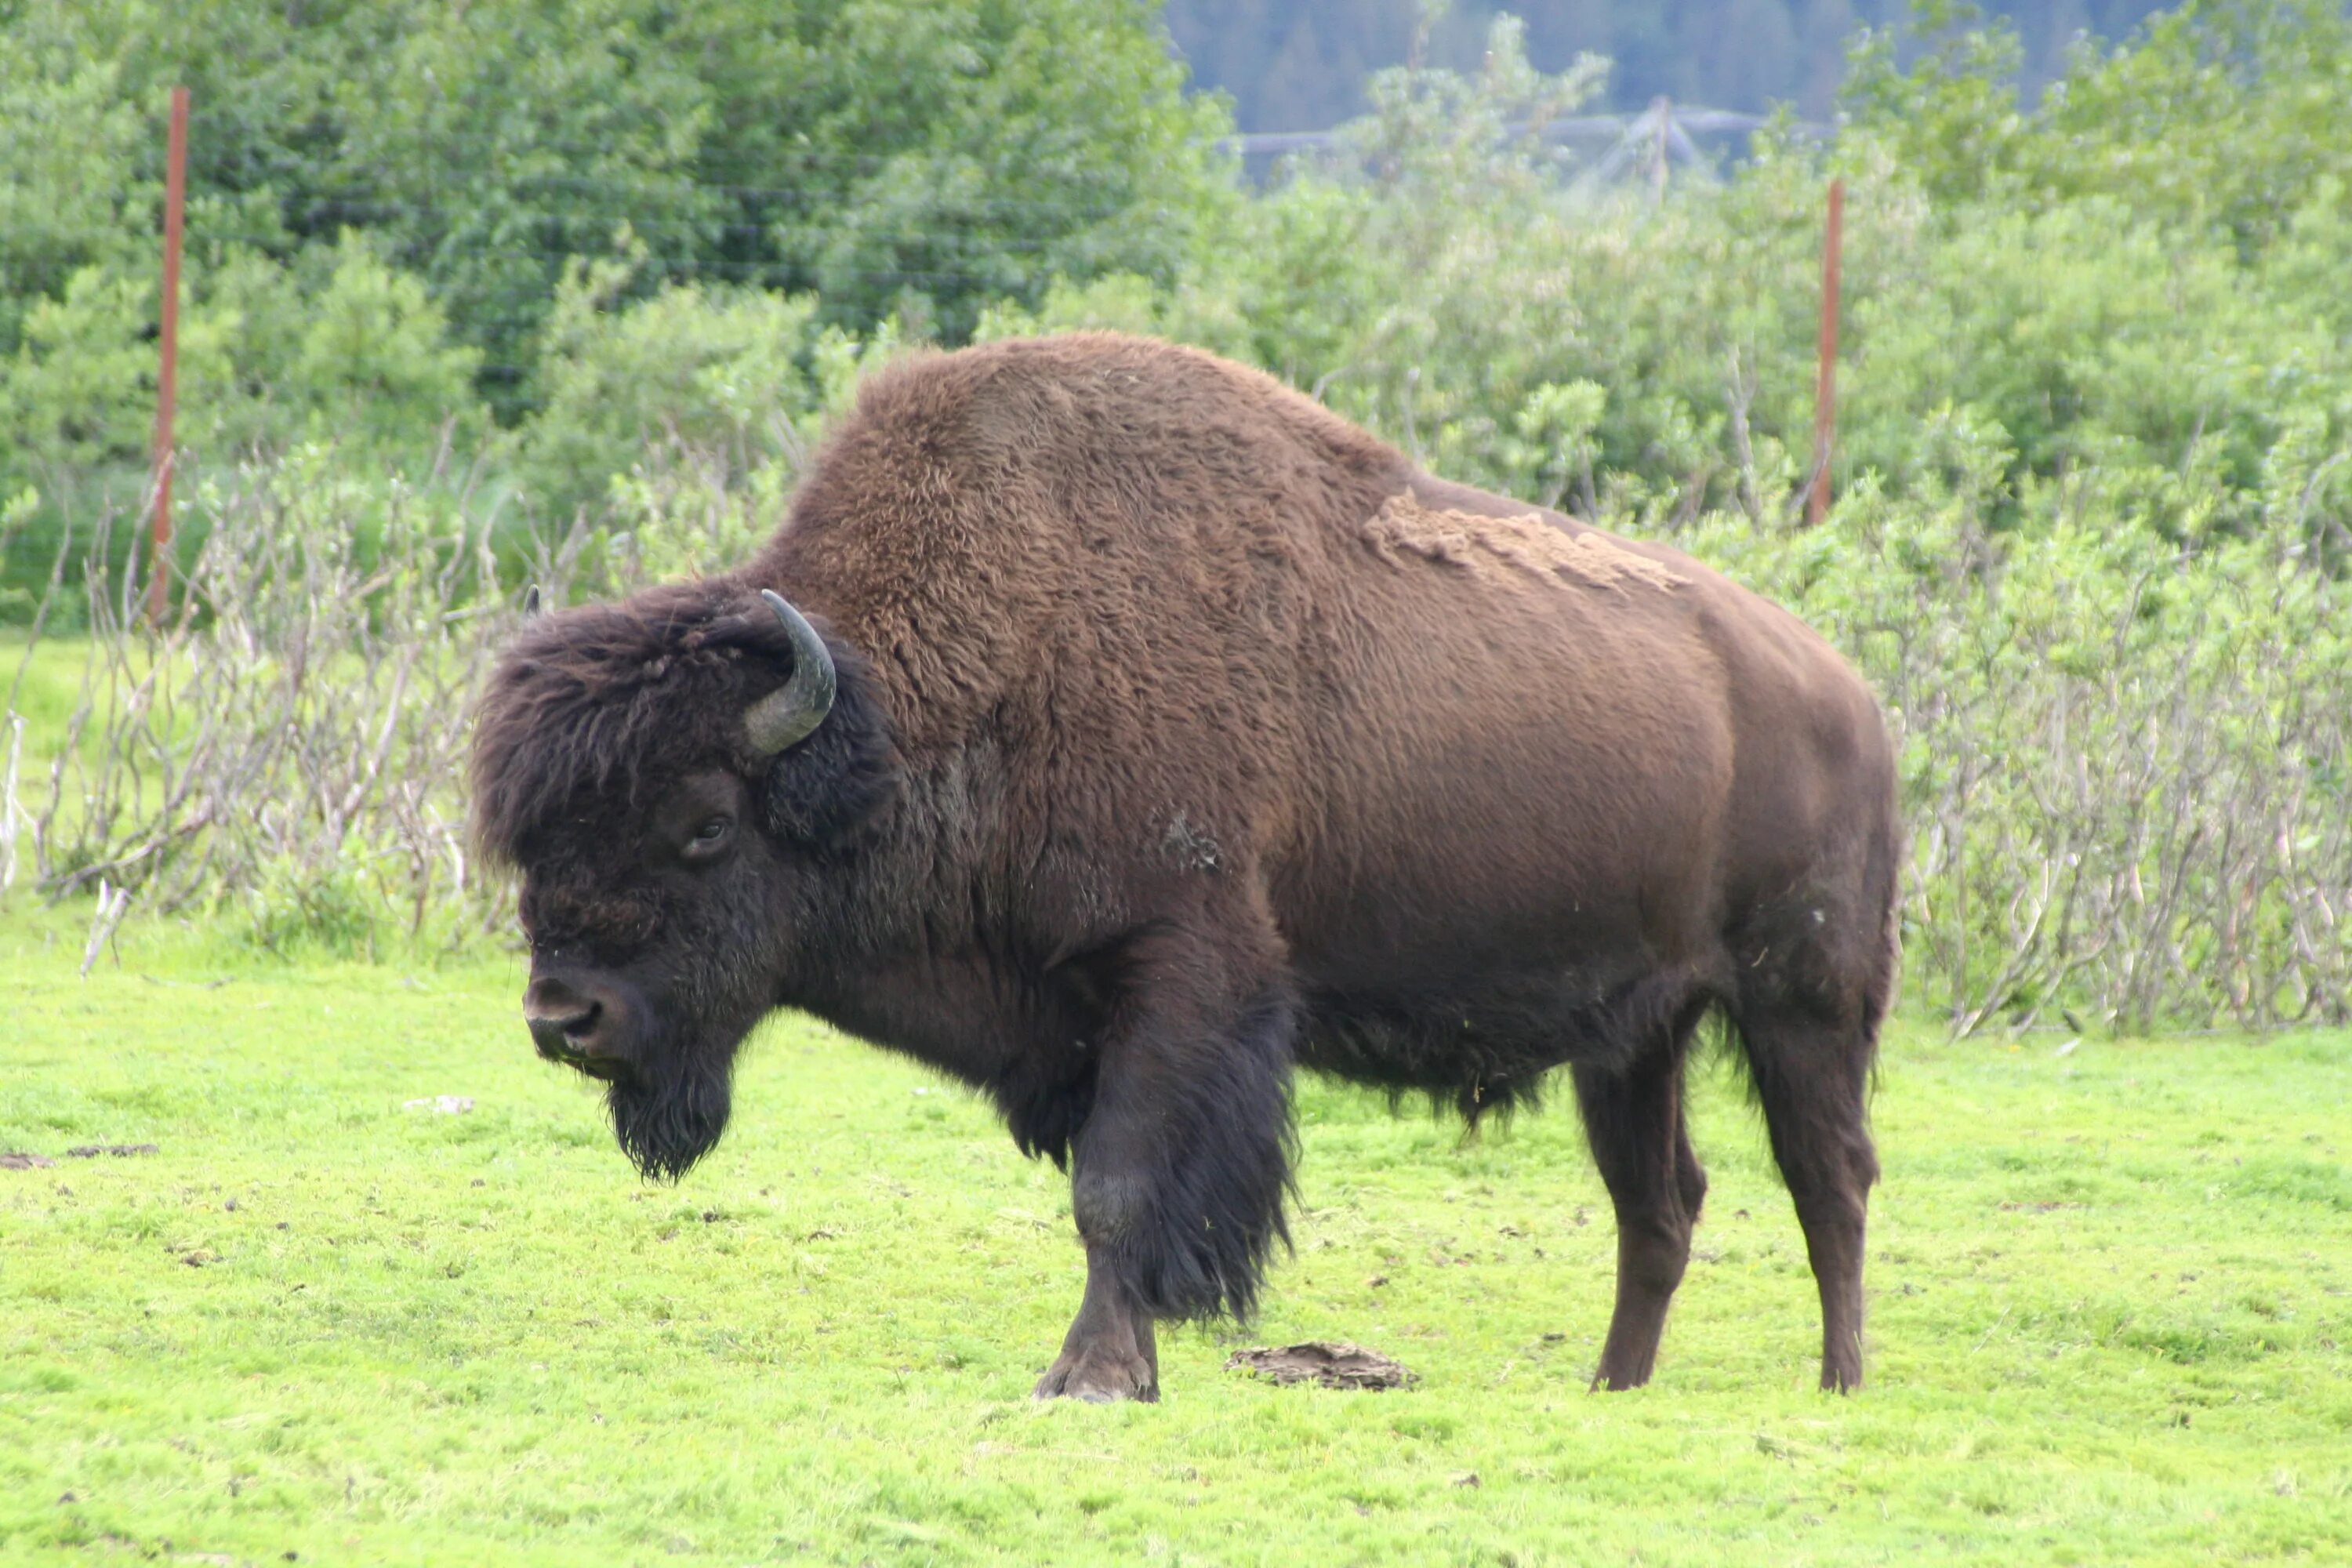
xmin=473 ymin=332 xmax=1900 ymax=1398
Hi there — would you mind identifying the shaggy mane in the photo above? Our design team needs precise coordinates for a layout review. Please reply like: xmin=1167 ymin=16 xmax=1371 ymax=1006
xmin=471 ymin=577 xmax=778 ymax=866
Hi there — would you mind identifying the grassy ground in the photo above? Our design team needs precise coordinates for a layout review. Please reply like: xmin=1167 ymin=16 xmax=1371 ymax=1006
xmin=3 ymin=906 xmax=2350 ymax=1566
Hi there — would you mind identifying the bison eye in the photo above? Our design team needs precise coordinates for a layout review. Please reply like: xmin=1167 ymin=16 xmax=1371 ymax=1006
xmin=680 ymin=815 xmax=735 ymax=862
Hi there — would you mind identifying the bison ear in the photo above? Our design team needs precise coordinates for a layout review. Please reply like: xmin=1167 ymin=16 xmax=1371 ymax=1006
xmin=751 ymin=619 xmax=898 ymax=848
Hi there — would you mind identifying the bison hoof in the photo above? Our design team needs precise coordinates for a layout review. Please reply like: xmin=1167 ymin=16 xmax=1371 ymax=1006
xmin=1033 ymin=1347 xmax=1159 ymax=1404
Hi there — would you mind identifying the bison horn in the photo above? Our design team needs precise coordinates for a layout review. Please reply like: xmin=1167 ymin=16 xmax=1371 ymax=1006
xmin=743 ymin=588 xmax=837 ymax=756
xmin=523 ymin=584 xmax=542 ymax=617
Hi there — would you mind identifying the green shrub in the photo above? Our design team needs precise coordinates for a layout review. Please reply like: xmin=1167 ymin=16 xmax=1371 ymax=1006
xmin=3 ymin=448 xmax=532 ymax=958
xmin=1691 ymin=473 xmax=2350 ymax=1033
xmin=517 ymin=260 xmax=823 ymax=525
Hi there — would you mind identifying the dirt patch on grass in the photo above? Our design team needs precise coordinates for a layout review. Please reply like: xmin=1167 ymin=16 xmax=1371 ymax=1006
xmin=2 ymin=1151 xmax=57 ymax=1169
xmin=66 ymin=1143 xmax=159 ymax=1158
xmin=1226 ymin=1342 xmax=1417 ymax=1391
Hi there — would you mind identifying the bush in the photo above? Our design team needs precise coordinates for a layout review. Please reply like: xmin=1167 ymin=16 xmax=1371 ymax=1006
xmin=0 ymin=0 xmax=1229 ymax=416
xmin=1690 ymin=454 xmax=2352 ymax=1033
xmin=0 ymin=234 xmax=491 ymax=626
xmin=517 ymin=259 xmax=823 ymax=525
xmin=4 ymin=448 xmax=550 ymax=958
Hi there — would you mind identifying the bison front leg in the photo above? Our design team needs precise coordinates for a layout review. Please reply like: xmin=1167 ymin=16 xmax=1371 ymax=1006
xmin=1034 ymin=1240 xmax=1161 ymax=1402
xmin=1033 ymin=923 xmax=1297 ymax=1403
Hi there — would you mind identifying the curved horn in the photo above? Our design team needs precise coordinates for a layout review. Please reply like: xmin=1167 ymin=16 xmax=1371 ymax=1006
xmin=743 ymin=588 xmax=838 ymax=756
xmin=522 ymin=585 xmax=543 ymax=618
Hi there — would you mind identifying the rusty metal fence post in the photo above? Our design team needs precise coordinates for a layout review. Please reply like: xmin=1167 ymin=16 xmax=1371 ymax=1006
xmin=1808 ymin=176 xmax=1844 ymax=528
xmin=147 ymin=85 xmax=190 ymax=624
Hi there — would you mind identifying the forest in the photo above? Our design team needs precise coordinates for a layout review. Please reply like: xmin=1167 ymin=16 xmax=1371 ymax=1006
xmin=2 ymin=0 xmax=2348 ymax=1033
xmin=1165 ymin=0 xmax=2176 ymax=126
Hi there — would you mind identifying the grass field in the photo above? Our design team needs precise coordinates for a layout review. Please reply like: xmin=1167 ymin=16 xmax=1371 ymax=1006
xmin=4 ymin=906 xmax=2350 ymax=1566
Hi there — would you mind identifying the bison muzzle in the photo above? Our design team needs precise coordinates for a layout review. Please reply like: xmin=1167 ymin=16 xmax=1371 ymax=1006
xmin=472 ymin=333 xmax=1900 ymax=1400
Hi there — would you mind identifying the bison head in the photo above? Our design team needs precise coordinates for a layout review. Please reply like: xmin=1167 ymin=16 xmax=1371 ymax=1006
xmin=471 ymin=579 xmax=897 ymax=1180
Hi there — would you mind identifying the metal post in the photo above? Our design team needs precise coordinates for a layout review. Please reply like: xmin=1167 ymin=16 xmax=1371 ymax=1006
xmin=147 ymin=85 xmax=189 ymax=625
xmin=1809 ymin=176 xmax=1843 ymax=528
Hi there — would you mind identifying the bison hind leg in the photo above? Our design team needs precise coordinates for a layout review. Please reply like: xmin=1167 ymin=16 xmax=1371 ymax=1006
xmin=1726 ymin=908 xmax=1894 ymax=1392
xmin=1574 ymin=990 xmax=1716 ymax=1391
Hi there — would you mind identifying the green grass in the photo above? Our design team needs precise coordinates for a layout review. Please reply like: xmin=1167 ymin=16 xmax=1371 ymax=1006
xmin=5 ymin=633 xmax=104 ymax=753
xmin=3 ymin=906 xmax=2350 ymax=1566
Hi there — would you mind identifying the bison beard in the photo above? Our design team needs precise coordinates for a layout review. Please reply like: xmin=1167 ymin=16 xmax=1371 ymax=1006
xmin=606 ymin=1055 xmax=731 ymax=1184
xmin=472 ymin=332 xmax=1903 ymax=1403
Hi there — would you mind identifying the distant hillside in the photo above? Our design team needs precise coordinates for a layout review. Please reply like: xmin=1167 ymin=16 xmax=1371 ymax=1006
xmin=1163 ymin=0 xmax=2177 ymax=130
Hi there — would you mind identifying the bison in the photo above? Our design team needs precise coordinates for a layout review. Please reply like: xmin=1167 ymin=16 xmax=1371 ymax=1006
xmin=472 ymin=333 xmax=1899 ymax=1401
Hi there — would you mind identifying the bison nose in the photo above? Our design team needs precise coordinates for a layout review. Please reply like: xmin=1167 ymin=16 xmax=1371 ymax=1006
xmin=524 ymin=975 xmax=619 ymax=1066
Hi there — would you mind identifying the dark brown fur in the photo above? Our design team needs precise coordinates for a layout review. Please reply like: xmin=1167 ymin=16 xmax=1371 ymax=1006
xmin=473 ymin=332 xmax=1900 ymax=1399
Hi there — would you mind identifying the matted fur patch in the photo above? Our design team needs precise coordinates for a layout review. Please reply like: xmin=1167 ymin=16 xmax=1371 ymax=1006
xmin=1363 ymin=492 xmax=1686 ymax=593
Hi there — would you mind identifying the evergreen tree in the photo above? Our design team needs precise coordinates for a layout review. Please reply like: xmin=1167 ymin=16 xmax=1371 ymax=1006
xmin=1162 ymin=0 xmax=2181 ymax=128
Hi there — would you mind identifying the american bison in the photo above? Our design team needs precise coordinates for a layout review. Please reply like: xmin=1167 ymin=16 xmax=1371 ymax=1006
xmin=472 ymin=333 xmax=1899 ymax=1400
